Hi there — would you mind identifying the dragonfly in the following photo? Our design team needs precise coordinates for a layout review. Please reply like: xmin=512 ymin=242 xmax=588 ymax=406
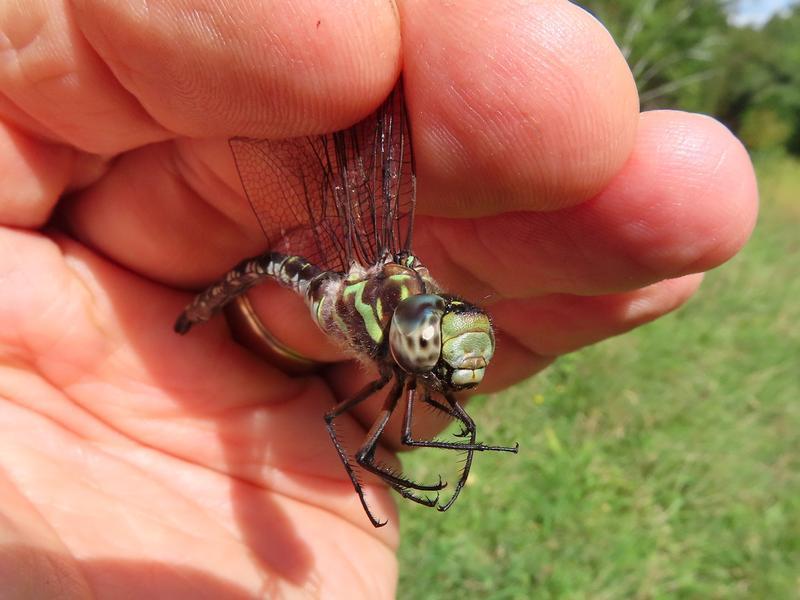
xmin=174 ymin=81 xmax=518 ymax=527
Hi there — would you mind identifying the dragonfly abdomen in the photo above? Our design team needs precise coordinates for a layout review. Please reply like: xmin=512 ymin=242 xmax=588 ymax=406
xmin=175 ymin=252 xmax=328 ymax=334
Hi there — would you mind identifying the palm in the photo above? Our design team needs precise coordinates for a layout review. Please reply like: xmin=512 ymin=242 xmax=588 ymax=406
xmin=2 ymin=177 xmax=399 ymax=597
xmin=0 ymin=1 xmax=756 ymax=597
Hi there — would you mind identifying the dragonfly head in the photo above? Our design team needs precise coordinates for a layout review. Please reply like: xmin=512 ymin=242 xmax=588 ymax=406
xmin=389 ymin=294 xmax=495 ymax=390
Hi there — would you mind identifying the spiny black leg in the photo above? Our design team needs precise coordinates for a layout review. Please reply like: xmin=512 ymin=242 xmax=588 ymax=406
xmin=401 ymin=384 xmax=520 ymax=453
xmin=399 ymin=382 xmax=475 ymax=512
xmin=435 ymin=392 xmax=518 ymax=512
xmin=324 ymin=371 xmax=393 ymax=528
xmin=420 ymin=390 xmax=469 ymax=437
xmin=399 ymin=385 xmax=518 ymax=512
xmin=437 ymin=391 xmax=477 ymax=512
xmin=389 ymin=483 xmax=439 ymax=508
xmin=355 ymin=375 xmax=447 ymax=492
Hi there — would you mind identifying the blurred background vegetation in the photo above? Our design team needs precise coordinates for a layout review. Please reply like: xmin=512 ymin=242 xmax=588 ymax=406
xmin=590 ymin=0 xmax=800 ymax=154
xmin=398 ymin=1 xmax=799 ymax=598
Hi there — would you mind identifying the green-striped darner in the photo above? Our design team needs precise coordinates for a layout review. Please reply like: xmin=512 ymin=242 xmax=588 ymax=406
xmin=175 ymin=81 xmax=518 ymax=527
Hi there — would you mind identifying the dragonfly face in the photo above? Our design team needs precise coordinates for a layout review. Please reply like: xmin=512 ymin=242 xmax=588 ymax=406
xmin=438 ymin=300 xmax=495 ymax=388
xmin=389 ymin=294 xmax=495 ymax=390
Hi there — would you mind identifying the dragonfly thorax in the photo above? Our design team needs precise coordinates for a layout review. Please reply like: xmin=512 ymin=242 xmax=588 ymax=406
xmin=389 ymin=294 xmax=495 ymax=390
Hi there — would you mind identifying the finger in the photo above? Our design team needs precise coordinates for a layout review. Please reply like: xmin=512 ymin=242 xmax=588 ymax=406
xmin=491 ymin=273 xmax=704 ymax=359
xmin=0 ymin=0 xmax=170 ymax=152
xmin=401 ymin=0 xmax=640 ymax=213
xmin=61 ymin=139 xmax=251 ymax=285
xmin=62 ymin=0 xmax=637 ymax=280
xmin=1 ymin=0 xmax=401 ymax=151
xmin=416 ymin=110 xmax=758 ymax=298
xmin=74 ymin=0 xmax=400 ymax=138
xmin=63 ymin=0 xmax=638 ymax=286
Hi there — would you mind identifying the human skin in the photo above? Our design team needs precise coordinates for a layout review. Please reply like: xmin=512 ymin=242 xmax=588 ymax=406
xmin=0 ymin=0 xmax=757 ymax=598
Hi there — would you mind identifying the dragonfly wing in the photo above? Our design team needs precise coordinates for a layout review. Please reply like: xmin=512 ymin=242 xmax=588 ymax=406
xmin=229 ymin=81 xmax=416 ymax=272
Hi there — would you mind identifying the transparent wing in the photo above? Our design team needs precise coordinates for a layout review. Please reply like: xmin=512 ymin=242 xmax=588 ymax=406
xmin=229 ymin=82 xmax=416 ymax=273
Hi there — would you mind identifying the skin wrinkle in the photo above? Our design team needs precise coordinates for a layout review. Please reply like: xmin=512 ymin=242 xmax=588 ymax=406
xmin=71 ymin=8 xmax=149 ymax=110
xmin=167 ymin=147 xmax=257 ymax=256
xmin=3 ymin=382 xmax=128 ymax=463
xmin=331 ymin=510 xmax=397 ymax=576
xmin=428 ymin=215 xmax=497 ymax=300
xmin=168 ymin=448 xmax=374 ymax=543
xmin=0 ymin=95 xmax=60 ymax=152
xmin=56 ymin=389 xmax=285 ymax=513
xmin=171 ymin=141 xmax=259 ymax=238
xmin=72 ymin=0 xmax=401 ymax=137
xmin=124 ymin=464 xmax=275 ymax=553
xmin=32 ymin=442 xmax=295 ymax=591
xmin=469 ymin=211 xmax=540 ymax=297
xmin=71 ymin=1 xmax=224 ymax=135
xmin=3 ymin=368 xmax=143 ymax=453
xmin=495 ymin=326 xmax=549 ymax=365
xmin=492 ymin=274 xmax=704 ymax=358
xmin=483 ymin=210 xmax=586 ymax=296
xmin=0 ymin=7 xmax=48 ymax=66
xmin=7 ymin=3 xmax=167 ymax=152
xmin=437 ymin=83 xmax=493 ymax=181
xmin=50 ymin=447 xmax=211 ymax=543
xmin=203 ymin=375 xmax=318 ymax=421
xmin=0 ymin=473 xmax=95 ymax=599
xmin=599 ymin=215 xmax=669 ymax=288
xmin=544 ymin=210 xmax=601 ymax=294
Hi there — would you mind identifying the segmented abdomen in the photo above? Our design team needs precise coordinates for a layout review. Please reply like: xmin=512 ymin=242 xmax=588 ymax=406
xmin=174 ymin=253 xmax=327 ymax=334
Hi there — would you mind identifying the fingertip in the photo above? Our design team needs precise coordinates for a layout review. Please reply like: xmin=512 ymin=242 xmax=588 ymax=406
xmin=402 ymin=0 xmax=639 ymax=215
xmin=616 ymin=111 xmax=759 ymax=276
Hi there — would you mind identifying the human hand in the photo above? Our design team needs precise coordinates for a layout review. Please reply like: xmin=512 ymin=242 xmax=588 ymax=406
xmin=0 ymin=0 xmax=757 ymax=597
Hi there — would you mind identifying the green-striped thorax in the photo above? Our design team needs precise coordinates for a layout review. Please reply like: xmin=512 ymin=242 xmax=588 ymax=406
xmin=389 ymin=294 xmax=495 ymax=390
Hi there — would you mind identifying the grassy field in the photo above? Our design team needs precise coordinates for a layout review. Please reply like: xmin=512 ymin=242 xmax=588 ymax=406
xmin=397 ymin=154 xmax=800 ymax=599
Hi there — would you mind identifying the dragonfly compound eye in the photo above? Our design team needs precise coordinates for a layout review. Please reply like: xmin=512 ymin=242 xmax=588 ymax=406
xmin=440 ymin=307 xmax=495 ymax=388
xmin=389 ymin=294 xmax=446 ymax=373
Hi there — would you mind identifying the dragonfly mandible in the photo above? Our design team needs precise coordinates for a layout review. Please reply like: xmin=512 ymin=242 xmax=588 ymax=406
xmin=174 ymin=81 xmax=518 ymax=527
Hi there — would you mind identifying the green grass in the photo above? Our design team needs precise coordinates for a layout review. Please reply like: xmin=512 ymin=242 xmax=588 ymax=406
xmin=397 ymin=154 xmax=800 ymax=599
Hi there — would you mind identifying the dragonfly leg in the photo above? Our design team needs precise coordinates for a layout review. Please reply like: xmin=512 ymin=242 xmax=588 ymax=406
xmin=419 ymin=392 xmax=470 ymax=437
xmin=399 ymin=384 xmax=518 ymax=512
xmin=354 ymin=375 xmax=447 ymax=495
xmin=324 ymin=371 xmax=393 ymax=528
xmin=388 ymin=483 xmax=439 ymax=508
xmin=401 ymin=384 xmax=520 ymax=453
